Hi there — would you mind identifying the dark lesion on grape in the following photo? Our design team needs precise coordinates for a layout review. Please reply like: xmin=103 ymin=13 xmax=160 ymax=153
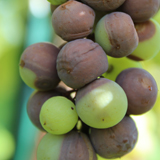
xmin=67 ymin=69 xmax=71 ymax=74
xmin=116 ymin=44 xmax=120 ymax=50
xmin=110 ymin=134 xmax=115 ymax=139
xmin=71 ymin=107 xmax=74 ymax=110
xmin=127 ymin=55 xmax=143 ymax=61
xmin=148 ymin=86 xmax=152 ymax=91
xmin=44 ymin=121 xmax=46 ymax=125
xmin=141 ymin=99 xmax=149 ymax=104
xmin=125 ymin=143 xmax=132 ymax=150
xmin=123 ymin=139 xmax=128 ymax=143
xmin=106 ymin=65 xmax=114 ymax=73
xmin=19 ymin=60 xmax=25 ymax=67
xmin=117 ymin=145 xmax=122 ymax=149
xmin=35 ymin=78 xmax=53 ymax=90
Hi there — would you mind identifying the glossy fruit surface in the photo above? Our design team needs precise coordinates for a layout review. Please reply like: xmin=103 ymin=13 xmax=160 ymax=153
xmin=40 ymin=96 xmax=78 ymax=135
xmin=76 ymin=78 xmax=128 ymax=128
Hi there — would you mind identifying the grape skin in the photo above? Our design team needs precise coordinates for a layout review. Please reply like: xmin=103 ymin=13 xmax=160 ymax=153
xmin=76 ymin=78 xmax=128 ymax=129
xmin=17 ymin=1 xmax=160 ymax=159
xmin=89 ymin=116 xmax=138 ymax=159
xmin=27 ymin=87 xmax=68 ymax=131
xmin=19 ymin=42 xmax=60 ymax=91
xmin=116 ymin=68 xmax=158 ymax=115
xmin=57 ymin=39 xmax=108 ymax=89
xmin=40 ymin=96 xmax=78 ymax=135
xmin=52 ymin=1 xmax=95 ymax=41
xmin=119 ymin=0 xmax=160 ymax=22
xmin=95 ymin=12 xmax=138 ymax=58
xmin=37 ymin=130 xmax=97 ymax=160
xmin=81 ymin=0 xmax=125 ymax=12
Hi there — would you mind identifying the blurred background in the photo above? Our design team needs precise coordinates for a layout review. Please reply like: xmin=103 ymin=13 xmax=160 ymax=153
xmin=0 ymin=0 xmax=160 ymax=160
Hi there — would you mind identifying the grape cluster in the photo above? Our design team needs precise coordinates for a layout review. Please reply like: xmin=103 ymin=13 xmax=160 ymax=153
xmin=19 ymin=0 xmax=160 ymax=159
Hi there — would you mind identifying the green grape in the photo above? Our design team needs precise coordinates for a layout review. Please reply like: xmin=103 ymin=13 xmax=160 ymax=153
xmin=75 ymin=78 xmax=128 ymax=129
xmin=37 ymin=131 xmax=97 ymax=160
xmin=40 ymin=96 xmax=78 ymax=135
xmin=47 ymin=0 xmax=67 ymax=6
xmin=127 ymin=18 xmax=160 ymax=61
xmin=153 ymin=9 xmax=160 ymax=24
xmin=103 ymin=56 xmax=142 ymax=81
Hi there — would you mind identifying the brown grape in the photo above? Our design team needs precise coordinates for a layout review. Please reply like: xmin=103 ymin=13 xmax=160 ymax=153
xmin=116 ymin=68 xmax=158 ymax=115
xmin=52 ymin=1 xmax=95 ymax=41
xmin=119 ymin=0 xmax=160 ymax=22
xmin=89 ymin=116 xmax=138 ymax=159
xmin=56 ymin=39 xmax=108 ymax=89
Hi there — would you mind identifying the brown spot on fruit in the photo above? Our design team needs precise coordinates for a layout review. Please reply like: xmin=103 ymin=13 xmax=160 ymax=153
xmin=123 ymin=139 xmax=128 ymax=143
xmin=89 ymin=10 xmax=94 ymax=16
xmin=19 ymin=42 xmax=60 ymax=91
xmin=102 ymin=12 xmax=138 ymax=58
xmin=67 ymin=70 xmax=71 ymax=74
xmin=116 ymin=44 xmax=120 ymax=49
xmin=117 ymin=145 xmax=122 ymax=149
xmin=148 ymin=86 xmax=152 ymax=91
xmin=44 ymin=121 xmax=46 ymax=125
xmin=20 ymin=60 xmax=25 ymax=67
xmin=125 ymin=143 xmax=131 ymax=150
xmin=141 ymin=99 xmax=149 ymax=104
xmin=35 ymin=78 xmax=53 ymax=90
xmin=127 ymin=54 xmax=143 ymax=61
xmin=106 ymin=65 xmax=114 ymax=73
xmin=60 ymin=1 xmax=72 ymax=10
xmin=135 ymin=21 xmax=155 ymax=42
xmin=71 ymin=107 xmax=74 ymax=110
xmin=110 ymin=135 xmax=115 ymax=139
